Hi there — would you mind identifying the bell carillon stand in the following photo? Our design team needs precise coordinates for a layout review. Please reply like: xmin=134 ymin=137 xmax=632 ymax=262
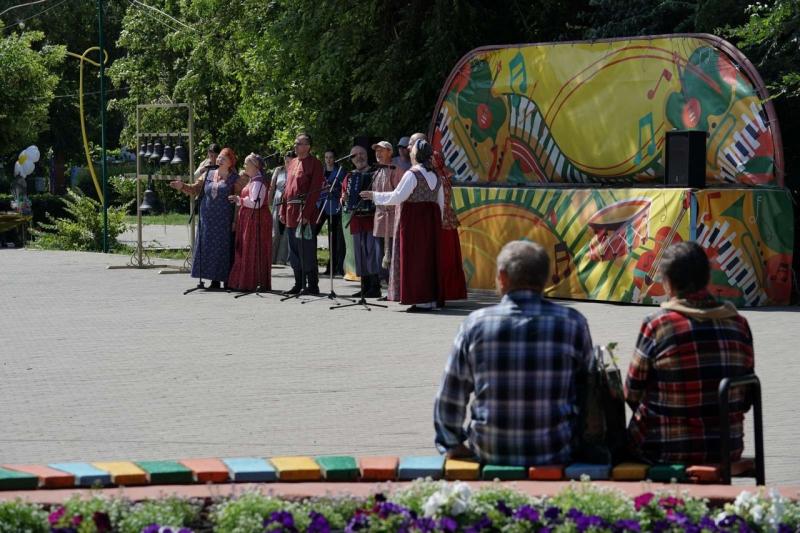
xmin=108 ymin=102 xmax=195 ymax=273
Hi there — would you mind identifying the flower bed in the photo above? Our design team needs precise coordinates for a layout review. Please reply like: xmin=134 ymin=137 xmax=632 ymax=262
xmin=1 ymin=480 xmax=798 ymax=532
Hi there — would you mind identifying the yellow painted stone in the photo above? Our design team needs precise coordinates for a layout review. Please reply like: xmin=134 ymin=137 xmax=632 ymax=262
xmin=611 ymin=462 xmax=650 ymax=481
xmin=270 ymin=456 xmax=322 ymax=481
xmin=444 ymin=459 xmax=480 ymax=481
xmin=92 ymin=461 xmax=148 ymax=485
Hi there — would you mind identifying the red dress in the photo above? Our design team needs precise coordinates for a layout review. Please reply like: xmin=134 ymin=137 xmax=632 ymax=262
xmin=432 ymin=151 xmax=468 ymax=301
xmin=389 ymin=172 xmax=444 ymax=306
xmin=228 ymin=178 xmax=272 ymax=291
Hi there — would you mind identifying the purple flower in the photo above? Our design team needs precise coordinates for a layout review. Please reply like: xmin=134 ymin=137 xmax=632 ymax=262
xmin=613 ymin=519 xmax=641 ymax=532
xmin=514 ymin=505 xmax=540 ymax=523
xmin=142 ymin=525 xmax=160 ymax=533
xmin=308 ymin=512 xmax=330 ymax=533
xmin=178 ymin=529 xmax=193 ymax=533
xmin=496 ymin=499 xmax=512 ymax=517
xmin=439 ymin=516 xmax=458 ymax=532
xmin=376 ymin=501 xmax=406 ymax=518
xmin=538 ymin=528 xmax=553 ymax=533
xmin=544 ymin=506 xmax=561 ymax=522
xmin=92 ymin=511 xmax=112 ymax=533
xmin=374 ymin=493 xmax=386 ymax=502
xmin=48 ymin=506 xmax=66 ymax=525
xmin=575 ymin=514 xmax=606 ymax=532
xmin=345 ymin=513 xmax=369 ymax=532
xmin=413 ymin=517 xmax=436 ymax=532
xmin=634 ymin=493 xmax=655 ymax=511
xmin=465 ymin=514 xmax=492 ymax=533
xmin=666 ymin=511 xmax=689 ymax=527
xmin=651 ymin=519 xmax=671 ymax=532
xmin=566 ymin=508 xmax=584 ymax=520
xmin=70 ymin=514 xmax=82 ymax=527
xmin=778 ymin=525 xmax=794 ymax=533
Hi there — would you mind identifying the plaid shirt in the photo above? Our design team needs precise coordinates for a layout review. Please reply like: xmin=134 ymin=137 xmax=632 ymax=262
xmin=625 ymin=291 xmax=754 ymax=464
xmin=434 ymin=290 xmax=593 ymax=466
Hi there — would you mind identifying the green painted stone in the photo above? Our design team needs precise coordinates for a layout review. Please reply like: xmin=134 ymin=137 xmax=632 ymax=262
xmin=135 ymin=461 xmax=193 ymax=484
xmin=481 ymin=465 xmax=528 ymax=481
xmin=0 ymin=467 xmax=39 ymax=490
xmin=648 ymin=464 xmax=687 ymax=482
xmin=315 ymin=456 xmax=359 ymax=481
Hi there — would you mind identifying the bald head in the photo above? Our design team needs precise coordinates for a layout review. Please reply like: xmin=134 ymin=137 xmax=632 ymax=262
xmin=408 ymin=132 xmax=427 ymax=150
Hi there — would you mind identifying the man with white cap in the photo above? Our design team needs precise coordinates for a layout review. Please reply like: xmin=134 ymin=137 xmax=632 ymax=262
xmin=392 ymin=136 xmax=412 ymax=171
xmin=371 ymin=141 xmax=404 ymax=287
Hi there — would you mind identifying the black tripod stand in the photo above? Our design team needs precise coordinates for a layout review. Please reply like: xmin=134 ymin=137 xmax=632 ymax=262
xmin=303 ymin=165 xmax=353 ymax=306
xmin=234 ymin=177 xmax=279 ymax=299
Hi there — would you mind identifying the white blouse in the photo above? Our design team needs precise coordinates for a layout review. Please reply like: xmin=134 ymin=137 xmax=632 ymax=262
xmin=239 ymin=178 xmax=267 ymax=209
xmin=372 ymin=165 xmax=444 ymax=218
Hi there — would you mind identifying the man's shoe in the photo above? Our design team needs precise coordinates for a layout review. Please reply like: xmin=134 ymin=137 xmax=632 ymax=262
xmin=283 ymin=285 xmax=302 ymax=295
xmin=301 ymin=286 xmax=321 ymax=296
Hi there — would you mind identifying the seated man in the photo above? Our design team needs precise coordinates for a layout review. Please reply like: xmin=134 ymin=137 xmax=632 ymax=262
xmin=625 ymin=241 xmax=754 ymax=464
xmin=434 ymin=241 xmax=593 ymax=465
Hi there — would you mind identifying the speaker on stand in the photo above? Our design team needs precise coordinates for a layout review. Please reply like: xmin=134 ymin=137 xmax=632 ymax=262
xmin=664 ymin=130 xmax=707 ymax=188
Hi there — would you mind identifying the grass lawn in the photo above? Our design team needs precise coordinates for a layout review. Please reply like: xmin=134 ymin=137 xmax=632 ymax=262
xmin=124 ymin=212 xmax=191 ymax=225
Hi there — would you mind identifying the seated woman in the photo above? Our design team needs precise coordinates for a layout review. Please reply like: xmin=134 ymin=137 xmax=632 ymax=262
xmin=227 ymin=153 xmax=272 ymax=291
xmin=625 ymin=241 xmax=754 ymax=464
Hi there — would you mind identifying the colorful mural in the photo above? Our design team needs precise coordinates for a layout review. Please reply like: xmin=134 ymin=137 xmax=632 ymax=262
xmin=453 ymin=186 xmax=792 ymax=306
xmin=432 ymin=35 xmax=782 ymax=187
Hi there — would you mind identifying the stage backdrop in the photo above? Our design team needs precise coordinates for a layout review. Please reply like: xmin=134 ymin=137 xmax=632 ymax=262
xmin=453 ymin=186 xmax=793 ymax=306
xmin=431 ymin=34 xmax=783 ymax=187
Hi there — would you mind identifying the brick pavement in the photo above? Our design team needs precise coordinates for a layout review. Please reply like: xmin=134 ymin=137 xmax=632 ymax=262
xmin=0 ymin=249 xmax=798 ymax=484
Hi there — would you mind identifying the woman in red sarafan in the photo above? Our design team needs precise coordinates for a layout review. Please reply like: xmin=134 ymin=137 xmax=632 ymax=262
xmin=227 ymin=153 xmax=272 ymax=291
xmin=362 ymin=140 xmax=445 ymax=312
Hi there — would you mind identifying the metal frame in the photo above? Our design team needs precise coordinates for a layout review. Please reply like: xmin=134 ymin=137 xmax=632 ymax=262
xmin=719 ymin=374 xmax=765 ymax=485
xmin=108 ymin=103 xmax=194 ymax=272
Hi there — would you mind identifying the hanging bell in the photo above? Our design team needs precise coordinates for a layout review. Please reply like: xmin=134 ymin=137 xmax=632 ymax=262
xmin=143 ymin=139 xmax=153 ymax=159
xmin=149 ymin=138 xmax=163 ymax=162
xmin=138 ymin=138 xmax=147 ymax=158
xmin=160 ymin=137 xmax=174 ymax=165
xmin=171 ymin=135 xmax=186 ymax=165
xmin=139 ymin=176 xmax=161 ymax=214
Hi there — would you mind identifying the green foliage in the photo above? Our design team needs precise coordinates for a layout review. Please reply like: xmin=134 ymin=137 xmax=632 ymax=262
xmin=117 ymin=497 xmax=201 ymax=533
xmin=0 ymin=28 xmax=64 ymax=151
xmin=210 ymin=491 xmax=287 ymax=533
xmin=31 ymin=189 xmax=129 ymax=251
xmin=0 ymin=499 xmax=48 ymax=533
xmin=551 ymin=479 xmax=636 ymax=523
xmin=0 ymin=192 xmax=68 ymax=225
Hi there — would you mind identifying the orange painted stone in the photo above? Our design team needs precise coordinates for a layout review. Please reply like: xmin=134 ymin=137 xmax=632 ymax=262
xmin=180 ymin=458 xmax=230 ymax=483
xmin=1 ymin=464 xmax=74 ymax=489
xmin=528 ymin=465 xmax=564 ymax=481
xmin=358 ymin=456 xmax=398 ymax=481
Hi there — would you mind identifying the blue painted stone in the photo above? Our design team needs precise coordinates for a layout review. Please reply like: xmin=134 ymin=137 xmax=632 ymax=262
xmin=564 ymin=463 xmax=611 ymax=480
xmin=222 ymin=457 xmax=277 ymax=482
xmin=49 ymin=462 xmax=111 ymax=487
xmin=398 ymin=456 xmax=445 ymax=480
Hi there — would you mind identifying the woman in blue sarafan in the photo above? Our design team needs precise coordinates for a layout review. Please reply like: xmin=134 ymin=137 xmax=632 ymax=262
xmin=170 ymin=147 xmax=246 ymax=289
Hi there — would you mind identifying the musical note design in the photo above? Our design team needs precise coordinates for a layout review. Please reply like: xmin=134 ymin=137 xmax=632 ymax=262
xmin=551 ymin=242 xmax=572 ymax=284
xmin=509 ymin=51 xmax=528 ymax=94
xmin=647 ymin=68 xmax=673 ymax=99
xmin=703 ymin=191 xmax=722 ymax=222
xmin=634 ymin=112 xmax=656 ymax=165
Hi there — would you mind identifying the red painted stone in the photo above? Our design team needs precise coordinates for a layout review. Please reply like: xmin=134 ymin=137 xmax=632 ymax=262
xmin=358 ymin=456 xmax=398 ymax=481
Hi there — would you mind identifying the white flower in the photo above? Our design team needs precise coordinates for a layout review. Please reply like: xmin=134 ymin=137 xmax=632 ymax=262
xmin=422 ymin=481 xmax=473 ymax=517
xmin=423 ymin=491 xmax=447 ymax=517
xmin=750 ymin=504 xmax=764 ymax=524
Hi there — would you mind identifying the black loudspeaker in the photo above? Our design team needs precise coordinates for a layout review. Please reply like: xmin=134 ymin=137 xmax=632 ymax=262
xmin=353 ymin=136 xmax=382 ymax=166
xmin=664 ymin=130 xmax=707 ymax=187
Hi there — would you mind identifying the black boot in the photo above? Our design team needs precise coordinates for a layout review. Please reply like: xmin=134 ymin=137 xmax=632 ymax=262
xmin=302 ymin=270 xmax=320 ymax=295
xmin=364 ymin=274 xmax=382 ymax=298
xmin=283 ymin=270 xmax=303 ymax=295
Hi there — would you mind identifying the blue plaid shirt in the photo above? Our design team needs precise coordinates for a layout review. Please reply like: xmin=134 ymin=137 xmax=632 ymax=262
xmin=434 ymin=290 xmax=593 ymax=466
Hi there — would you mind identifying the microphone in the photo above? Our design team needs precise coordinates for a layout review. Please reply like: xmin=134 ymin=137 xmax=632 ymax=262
xmin=334 ymin=153 xmax=353 ymax=163
xmin=206 ymin=164 xmax=220 ymax=170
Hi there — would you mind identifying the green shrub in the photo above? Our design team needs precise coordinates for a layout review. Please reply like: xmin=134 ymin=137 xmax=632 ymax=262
xmin=0 ymin=193 xmax=68 ymax=226
xmin=210 ymin=491 xmax=288 ymax=533
xmin=31 ymin=189 xmax=130 ymax=251
xmin=109 ymin=175 xmax=189 ymax=214
xmin=0 ymin=500 xmax=48 ymax=533
xmin=117 ymin=497 xmax=201 ymax=533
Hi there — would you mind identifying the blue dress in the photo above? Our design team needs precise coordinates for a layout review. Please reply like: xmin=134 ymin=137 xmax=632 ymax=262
xmin=191 ymin=171 xmax=237 ymax=282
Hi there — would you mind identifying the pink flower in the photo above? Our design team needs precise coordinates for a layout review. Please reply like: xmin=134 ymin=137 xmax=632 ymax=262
xmin=658 ymin=496 xmax=684 ymax=509
xmin=72 ymin=514 xmax=83 ymax=526
xmin=48 ymin=506 xmax=66 ymax=525
xmin=634 ymin=493 xmax=655 ymax=511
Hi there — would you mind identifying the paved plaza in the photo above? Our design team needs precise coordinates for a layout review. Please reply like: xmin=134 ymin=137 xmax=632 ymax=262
xmin=1 ymin=248 xmax=798 ymax=484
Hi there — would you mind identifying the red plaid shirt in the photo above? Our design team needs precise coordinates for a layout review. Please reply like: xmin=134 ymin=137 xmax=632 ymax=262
xmin=625 ymin=291 xmax=754 ymax=464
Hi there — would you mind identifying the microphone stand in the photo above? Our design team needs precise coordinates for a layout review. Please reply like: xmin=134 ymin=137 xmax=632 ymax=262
xmin=184 ymin=165 xmax=217 ymax=294
xmin=303 ymin=165 xmax=353 ymax=306
xmin=332 ymin=166 xmax=386 ymax=311
xmin=235 ymin=176 xmax=280 ymax=299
